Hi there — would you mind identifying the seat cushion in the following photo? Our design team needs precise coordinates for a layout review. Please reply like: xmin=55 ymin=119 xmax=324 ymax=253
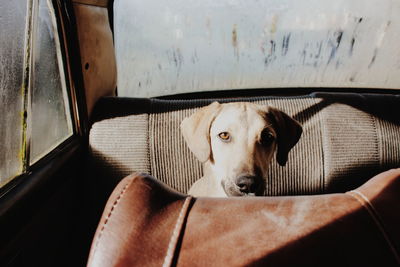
xmin=88 ymin=92 xmax=400 ymax=195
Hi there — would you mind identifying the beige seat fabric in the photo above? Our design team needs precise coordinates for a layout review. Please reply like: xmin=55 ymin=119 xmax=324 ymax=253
xmin=88 ymin=93 xmax=400 ymax=195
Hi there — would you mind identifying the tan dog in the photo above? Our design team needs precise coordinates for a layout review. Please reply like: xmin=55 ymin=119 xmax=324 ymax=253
xmin=180 ymin=102 xmax=302 ymax=197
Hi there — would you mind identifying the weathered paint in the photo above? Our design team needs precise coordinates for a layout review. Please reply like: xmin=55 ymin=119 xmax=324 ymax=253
xmin=114 ymin=0 xmax=400 ymax=97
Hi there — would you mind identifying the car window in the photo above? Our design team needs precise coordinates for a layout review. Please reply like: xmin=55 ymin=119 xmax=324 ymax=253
xmin=0 ymin=0 xmax=28 ymax=186
xmin=30 ymin=0 xmax=72 ymax=163
xmin=114 ymin=0 xmax=400 ymax=98
xmin=0 ymin=0 xmax=73 ymax=187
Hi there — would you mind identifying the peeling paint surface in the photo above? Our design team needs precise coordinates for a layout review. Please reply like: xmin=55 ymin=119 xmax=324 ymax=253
xmin=114 ymin=0 xmax=400 ymax=97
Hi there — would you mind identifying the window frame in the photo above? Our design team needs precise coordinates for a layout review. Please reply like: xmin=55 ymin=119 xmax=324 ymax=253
xmin=0 ymin=0 xmax=88 ymax=200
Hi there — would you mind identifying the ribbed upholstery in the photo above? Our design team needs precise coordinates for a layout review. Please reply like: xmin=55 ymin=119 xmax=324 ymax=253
xmin=88 ymin=93 xmax=400 ymax=195
xmin=90 ymin=114 xmax=151 ymax=178
xmin=378 ymin=119 xmax=400 ymax=166
xmin=149 ymin=108 xmax=203 ymax=193
xmin=258 ymin=98 xmax=325 ymax=195
xmin=321 ymin=102 xmax=380 ymax=191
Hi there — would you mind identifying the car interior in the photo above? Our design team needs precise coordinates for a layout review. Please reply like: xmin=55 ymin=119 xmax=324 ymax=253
xmin=1 ymin=0 xmax=399 ymax=266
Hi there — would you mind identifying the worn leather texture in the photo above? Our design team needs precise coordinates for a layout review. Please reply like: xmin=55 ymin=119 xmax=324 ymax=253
xmin=87 ymin=169 xmax=400 ymax=267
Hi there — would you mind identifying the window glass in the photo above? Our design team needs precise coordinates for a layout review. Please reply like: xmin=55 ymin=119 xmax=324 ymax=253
xmin=1 ymin=0 xmax=74 ymax=188
xmin=0 ymin=0 xmax=27 ymax=186
xmin=115 ymin=0 xmax=400 ymax=97
xmin=30 ymin=0 xmax=73 ymax=163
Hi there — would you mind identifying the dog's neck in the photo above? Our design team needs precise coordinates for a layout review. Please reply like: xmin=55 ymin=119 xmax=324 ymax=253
xmin=202 ymin=162 xmax=228 ymax=197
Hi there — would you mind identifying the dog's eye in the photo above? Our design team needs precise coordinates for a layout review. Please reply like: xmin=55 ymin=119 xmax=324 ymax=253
xmin=218 ymin=132 xmax=231 ymax=142
xmin=261 ymin=130 xmax=275 ymax=146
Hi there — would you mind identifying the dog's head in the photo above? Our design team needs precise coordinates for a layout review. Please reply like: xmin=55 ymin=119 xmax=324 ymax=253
xmin=181 ymin=102 xmax=302 ymax=197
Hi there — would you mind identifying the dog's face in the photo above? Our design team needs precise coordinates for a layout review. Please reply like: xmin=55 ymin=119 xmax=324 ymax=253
xmin=209 ymin=104 xmax=276 ymax=196
xmin=181 ymin=102 xmax=302 ymax=197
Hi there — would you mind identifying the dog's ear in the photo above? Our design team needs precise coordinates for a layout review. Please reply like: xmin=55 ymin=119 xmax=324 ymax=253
xmin=268 ymin=107 xmax=302 ymax=166
xmin=180 ymin=102 xmax=221 ymax=162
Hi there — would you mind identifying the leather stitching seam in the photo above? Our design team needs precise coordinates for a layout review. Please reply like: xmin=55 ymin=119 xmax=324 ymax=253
xmin=92 ymin=177 xmax=134 ymax=257
xmin=347 ymin=190 xmax=400 ymax=264
xmin=163 ymin=196 xmax=193 ymax=267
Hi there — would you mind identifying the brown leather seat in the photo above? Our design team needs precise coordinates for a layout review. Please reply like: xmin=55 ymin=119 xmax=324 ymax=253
xmin=87 ymin=169 xmax=400 ymax=266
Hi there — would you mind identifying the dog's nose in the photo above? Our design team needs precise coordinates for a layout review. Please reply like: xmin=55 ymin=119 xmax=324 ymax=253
xmin=235 ymin=175 xmax=260 ymax=194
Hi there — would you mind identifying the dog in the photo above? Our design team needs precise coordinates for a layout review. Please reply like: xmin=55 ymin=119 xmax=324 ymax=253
xmin=180 ymin=101 xmax=302 ymax=197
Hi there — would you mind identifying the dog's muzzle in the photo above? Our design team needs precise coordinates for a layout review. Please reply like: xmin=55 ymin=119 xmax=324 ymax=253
xmin=223 ymin=175 xmax=265 ymax=196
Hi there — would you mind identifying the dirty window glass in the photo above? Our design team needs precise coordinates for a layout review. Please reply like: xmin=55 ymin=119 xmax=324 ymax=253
xmin=0 ymin=0 xmax=74 ymax=188
xmin=115 ymin=0 xmax=400 ymax=97
xmin=0 ymin=0 xmax=27 ymax=186
xmin=30 ymin=0 xmax=73 ymax=163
